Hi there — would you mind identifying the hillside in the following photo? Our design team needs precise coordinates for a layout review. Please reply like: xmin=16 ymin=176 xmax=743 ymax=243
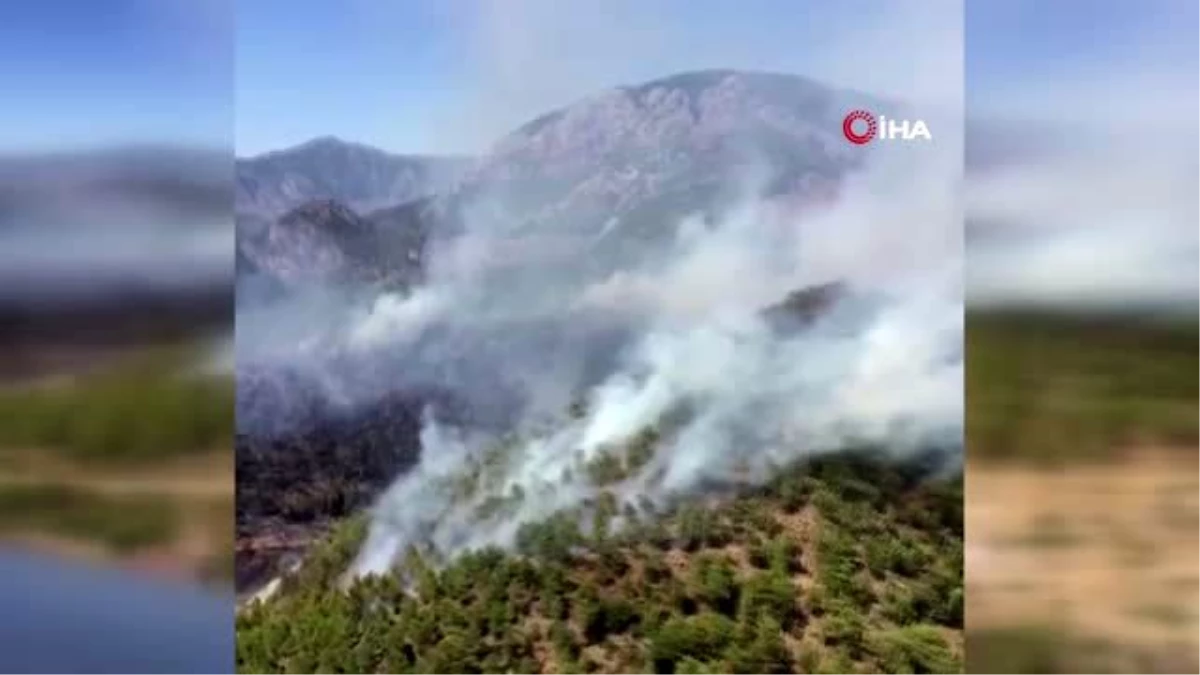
xmin=237 ymin=451 xmax=963 ymax=674
xmin=236 ymin=136 xmax=468 ymax=217
xmin=454 ymin=70 xmax=877 ymax=235
xmin=234 ymin=70 xmax=880 ymax=301
xmin=233 ymin=67 xmax=961 ymax=674
xmin=235 ymin=198 xmax=429 ymax=291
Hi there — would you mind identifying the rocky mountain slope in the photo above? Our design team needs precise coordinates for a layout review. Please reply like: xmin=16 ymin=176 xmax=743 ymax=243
xmin=235 ymin=136 xmax=468 ymax=217
xmin=457 ymin=70 xmax=872 ymax=230
xmin=236 ymin=198 xmax=439 ymax=292
xmin=426 ymin=70 xmax=881 ymax=277
xmin=233 ymin=69 xmax=899 ymax=587
xmin=236 ymin=70 xmax=883 ymax=292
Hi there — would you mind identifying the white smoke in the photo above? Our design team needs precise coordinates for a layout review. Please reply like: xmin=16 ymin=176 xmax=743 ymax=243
xmin=352 ymin=131 xmax=963 ymax=575
xmin=348 ymin=287 xmax=452 ymax=351
xmin=224 ymin=0 xmax=969 ymax=578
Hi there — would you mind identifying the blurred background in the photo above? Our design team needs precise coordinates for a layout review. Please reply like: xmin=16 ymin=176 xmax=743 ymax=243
xmin=964 ymin=1 xmax=1198 ymax=672
xmin=0 ymin=0 xmax=234 ymax=672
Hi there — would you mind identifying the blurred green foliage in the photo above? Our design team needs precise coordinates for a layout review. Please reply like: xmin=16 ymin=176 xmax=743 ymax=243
xmin=967 ymin=625 xmax=1196 ymax=674
xmin=0 ymin=483 xmax=178 ymax=553
xmin=967 ymin=311 xmax=1198 ymax=462
xmin=0 ymin=346 xmax=233 ymax=464
xmin=237 ymin=451 xmax=963 ymax=673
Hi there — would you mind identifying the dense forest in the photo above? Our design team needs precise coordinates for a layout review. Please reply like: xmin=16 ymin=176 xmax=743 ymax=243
xmin=237 ymin=450 xmax=963 ymax=673
xmin=235 ymin=310 xmax=1198 ymax=673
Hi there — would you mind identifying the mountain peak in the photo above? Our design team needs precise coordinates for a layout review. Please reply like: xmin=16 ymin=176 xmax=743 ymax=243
xmin=460 ymin=68 xmax=870 ymax=245
xmin=298 ymin=135 xmax=350 ymax=148
xmin=251 ymin=136 xmax=387 ymax=161
xmin=512 ymin=69 xmax=851 ymax=139
xmin=621 ymin=68 xmax=819 ymax=95
xmin=236 ymin=139 xmax=470 ymax=217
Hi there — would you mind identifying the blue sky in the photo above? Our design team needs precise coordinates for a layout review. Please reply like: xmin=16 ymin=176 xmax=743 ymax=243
xmin=0 ymin=0 xmax=231 ymax=152
xmin=237 ymin=0 xmax=1194 ymax=154
xmin=235 ymin=1 xmax=469 ymax=156
xmin=236 ymin=0 xmax=966 ymax=155
xmin=966 ymin=1 xmax=1198 ymax=125
xmin=0 ymin=0 xmax=1194 ymax=155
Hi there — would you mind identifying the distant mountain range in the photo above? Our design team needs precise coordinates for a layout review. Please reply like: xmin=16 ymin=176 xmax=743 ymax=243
xmin=235 ymin=69 xmax=887 ymax=292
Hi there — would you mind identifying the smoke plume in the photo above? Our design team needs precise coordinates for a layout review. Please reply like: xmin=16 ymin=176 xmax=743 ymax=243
xmin=232 ymin=0 xmax=966 ymax=579
xmin=350 ymin=135 xmax=963 ymax=575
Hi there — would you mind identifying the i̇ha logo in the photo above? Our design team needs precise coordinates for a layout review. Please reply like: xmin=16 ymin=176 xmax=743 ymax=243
xmin=842 ymin=109 xmax=931 ymax=144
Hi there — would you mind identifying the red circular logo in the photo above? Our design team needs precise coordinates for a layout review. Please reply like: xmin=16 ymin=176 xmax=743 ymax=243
xmin=842 ymin=110 xmax=876 ymax=145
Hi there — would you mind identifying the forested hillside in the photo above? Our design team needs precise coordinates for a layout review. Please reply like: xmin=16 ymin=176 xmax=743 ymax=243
xmin=237 ymin=451 xmax=962 ymax=674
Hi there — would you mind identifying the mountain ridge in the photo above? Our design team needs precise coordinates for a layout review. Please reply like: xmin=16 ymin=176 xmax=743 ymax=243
xmin=235 ymin=67 xmax=904 ymax=571
xmin=236 ymin=69 xmax=883 ymax=297
xmin=235 ymin=137 xmax=470 ymax=217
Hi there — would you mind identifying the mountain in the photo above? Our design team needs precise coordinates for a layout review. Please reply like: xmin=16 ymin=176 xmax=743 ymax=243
xmin=447 ymin=70 xmax=881 ymax=244
xmin=235 ymin=136 xmax=469 ymax=217
xmin=234 ymin=68 xmax=967 ymax=675
xmin=233 ymin=70 xmax=904 ymax=588
xmin=236 ymin=70 xmax=887 ymax=297
xmin=380 ymin=69 xmax=888 ymax=284
xmin=237 ymin=198 xmax=429 ymax=290
xmin=234 ymin=67 xmax=890 ymax=518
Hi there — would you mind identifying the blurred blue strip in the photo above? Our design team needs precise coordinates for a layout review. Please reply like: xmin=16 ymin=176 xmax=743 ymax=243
xmin=0 ymin=550 xmax=233 ymax=674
